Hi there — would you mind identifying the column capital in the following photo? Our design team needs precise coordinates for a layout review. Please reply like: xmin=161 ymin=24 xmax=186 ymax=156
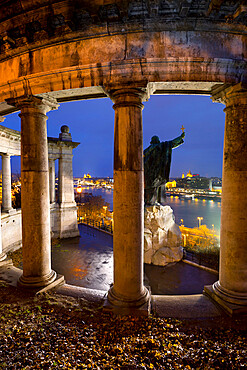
xmin=104 ymin=85 xmax=150 ymax=108
xmin=6 ymin=95 xmax=59 ymax=114
xmin=48 ymin=157 xmax=56 ymax=163
xmin=211 ymin=83 xmax=247 ymax=107
xmin=1 ymin=153 xmax=10 ymax=158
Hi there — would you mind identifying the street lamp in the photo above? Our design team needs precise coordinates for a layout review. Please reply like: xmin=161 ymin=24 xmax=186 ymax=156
xmin=76 ymin=186 xmax=83 ymax=203
xmin=101 ymin=206 xmax=108 ymax=229
xmin=197 ymin=216 xmax=203 ymax=228
xmin=180 ymin=218 xmax=184 ymax=226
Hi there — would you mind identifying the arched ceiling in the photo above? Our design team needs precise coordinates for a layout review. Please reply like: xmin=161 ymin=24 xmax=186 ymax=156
xmin=0 ymin=0 xmax=246 ymax=115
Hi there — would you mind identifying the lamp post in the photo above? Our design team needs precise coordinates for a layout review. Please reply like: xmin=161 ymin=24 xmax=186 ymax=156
xmin=76 ymin=185 xmax=83 ymax=204
xmin=197 ymin=216 xmax=203 ymax=228
xmin=101 ymin=205 xmax=108 ymax=229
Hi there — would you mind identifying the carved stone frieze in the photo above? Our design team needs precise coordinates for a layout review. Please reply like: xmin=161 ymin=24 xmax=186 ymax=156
xmin=0 ymin=0 xmax=246 ymax=55
xmin=99 ymin=4 xmax=120 ymax=22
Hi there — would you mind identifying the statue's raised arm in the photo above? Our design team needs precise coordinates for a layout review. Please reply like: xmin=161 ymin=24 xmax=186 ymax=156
xmin=171 ymin=131 xmax=185 ymax=149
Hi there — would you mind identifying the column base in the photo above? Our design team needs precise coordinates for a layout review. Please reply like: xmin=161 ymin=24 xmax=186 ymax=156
xmin=104 ymin=297 xmax=150 ymax=316
xmin=50 ymin=202 xmax=57 ymax=208
xmin=204 ymin=283 xmax=247 ymax=316
xmin=107 ymin=285 xmax=150 ymax=309
xmin=18 ymin=269 xmax=57 ymax=289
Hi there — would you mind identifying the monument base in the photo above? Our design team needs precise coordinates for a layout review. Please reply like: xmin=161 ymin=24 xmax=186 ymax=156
xmin=144 ymin=204 xmax=183 ymax=266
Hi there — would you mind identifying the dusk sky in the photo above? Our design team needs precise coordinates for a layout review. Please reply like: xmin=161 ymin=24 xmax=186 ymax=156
xmin=3 ymin=94 xmax=225 ymax=179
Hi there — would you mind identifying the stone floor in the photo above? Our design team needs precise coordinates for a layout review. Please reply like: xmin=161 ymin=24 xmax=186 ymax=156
xmin=51 ymin=224 xmax=218 ymax=295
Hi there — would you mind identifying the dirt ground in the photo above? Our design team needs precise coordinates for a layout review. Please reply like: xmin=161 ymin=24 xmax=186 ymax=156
xmin=0 ymin=277 xmax=246 ymax=369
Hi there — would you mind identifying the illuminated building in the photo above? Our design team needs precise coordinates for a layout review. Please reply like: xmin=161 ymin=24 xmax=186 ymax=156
xmin=165 ymin=180 xmax=176 ymax=188
xmin=186 ymin=170 xmax=193 ymax=178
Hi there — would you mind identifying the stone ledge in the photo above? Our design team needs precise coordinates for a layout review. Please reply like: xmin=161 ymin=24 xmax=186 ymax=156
xmin=0 ymin=264 xmax=65 ymax=294
xmin=0 ymin=257 xmax=13 ymax=268
xmin=152 ymin=293 xmax=222 ymax=319
xmin=183 ymin=259 xmax=219 ymax=275
xmin=35 ymin=275 xmax=65 ymax=295
xmin=204 ymin=285 xmax=247 ymax=316
xmin=56 ymin=283 xmax=106 ymax=304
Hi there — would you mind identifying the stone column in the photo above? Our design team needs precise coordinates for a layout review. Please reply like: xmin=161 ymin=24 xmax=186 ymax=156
xmin=49 ymin=159 xmax=56 ymax=203
xmin=107 ymin=88 xmax=149 ymax=308
xmin=210 ymin=84 xmax=247 ymax=307
xmin=1 ymin=154 xmax=13 ymax=212
xmin=8 ymin=95 xmax=59 ymax=288
xmin=0 ymin=206 xmax=7 ymax=262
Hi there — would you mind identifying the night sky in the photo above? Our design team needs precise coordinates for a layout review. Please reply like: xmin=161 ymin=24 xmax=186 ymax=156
xmin=3 ymin=95 xmax=225 ymax=178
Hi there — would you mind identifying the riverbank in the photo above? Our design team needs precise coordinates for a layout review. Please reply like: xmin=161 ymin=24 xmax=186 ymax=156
xmin=76 ymin=186 xmax=221 ymax=231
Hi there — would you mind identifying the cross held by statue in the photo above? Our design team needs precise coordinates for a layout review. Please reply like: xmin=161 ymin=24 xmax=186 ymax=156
xmin=181 ymin=125 xmax=185 ymax=133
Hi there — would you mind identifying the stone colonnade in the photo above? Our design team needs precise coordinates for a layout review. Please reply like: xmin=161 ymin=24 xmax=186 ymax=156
xmin=107 ymin=83 xmax=247 ymax=311
xmin=0 ymin=83 xmax=246 ymax=312
xmin=0 ymin=114 xmax=79 ymax=242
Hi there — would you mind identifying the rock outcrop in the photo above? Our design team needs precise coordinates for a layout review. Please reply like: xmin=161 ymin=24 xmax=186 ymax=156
xmin=144 ymin=204 xmax=183 ymax=266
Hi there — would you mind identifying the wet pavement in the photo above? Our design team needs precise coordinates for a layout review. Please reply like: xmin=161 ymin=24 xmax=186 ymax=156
xmin=52 ymin=225 xmax=113 ymax=292
xmin=144 ymin=262 xmax=218 ymax=295
xmin=52 ymin=224 xmax=218 ymax=295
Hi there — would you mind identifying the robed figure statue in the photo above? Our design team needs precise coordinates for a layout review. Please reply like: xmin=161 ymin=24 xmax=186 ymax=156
xmin=144 ymin=131 xmax=185 ymax=205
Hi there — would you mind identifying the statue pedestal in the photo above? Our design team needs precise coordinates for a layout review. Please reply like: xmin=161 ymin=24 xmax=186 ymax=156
xmin=144 ymin=204 xmax=183 ymax=266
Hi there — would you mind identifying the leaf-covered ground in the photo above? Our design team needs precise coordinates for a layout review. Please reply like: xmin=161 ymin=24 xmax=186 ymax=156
xmin=0 ymin=281 xmax=246 ymax=370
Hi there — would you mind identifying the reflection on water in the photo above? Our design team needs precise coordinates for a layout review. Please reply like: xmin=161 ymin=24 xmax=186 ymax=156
xmin=79 ymin=186 xmax=221 ymax=232
xmin=52 ymin=224 xmax=218 ymax=294
xmin=166 ymin=197 xmax=221 ymax=233
xmin=80 ymin=186 xmax=113 ymax=210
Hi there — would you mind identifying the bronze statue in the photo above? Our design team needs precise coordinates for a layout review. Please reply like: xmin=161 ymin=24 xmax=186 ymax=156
xmin=144 ymin=130 xmax=185 ymax=205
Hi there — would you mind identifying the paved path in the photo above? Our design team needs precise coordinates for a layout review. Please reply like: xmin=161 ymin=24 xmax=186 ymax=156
xmin=52 ymin=224 xmax=218 ymax=294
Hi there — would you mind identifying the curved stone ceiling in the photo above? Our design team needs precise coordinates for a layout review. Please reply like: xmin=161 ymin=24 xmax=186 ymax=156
xmin=0 ymin=0 xmax=246 ymax=115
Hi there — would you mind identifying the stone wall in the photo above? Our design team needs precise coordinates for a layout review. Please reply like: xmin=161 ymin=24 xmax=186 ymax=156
xmin=1 ymin=210 xmax=22 ymax=253
xmin=1 ymin=205 xmax=79 ymax=254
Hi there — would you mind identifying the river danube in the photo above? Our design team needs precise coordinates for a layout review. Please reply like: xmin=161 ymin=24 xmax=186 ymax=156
xmin=81 ymin=186 xmax=221 ymax=234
